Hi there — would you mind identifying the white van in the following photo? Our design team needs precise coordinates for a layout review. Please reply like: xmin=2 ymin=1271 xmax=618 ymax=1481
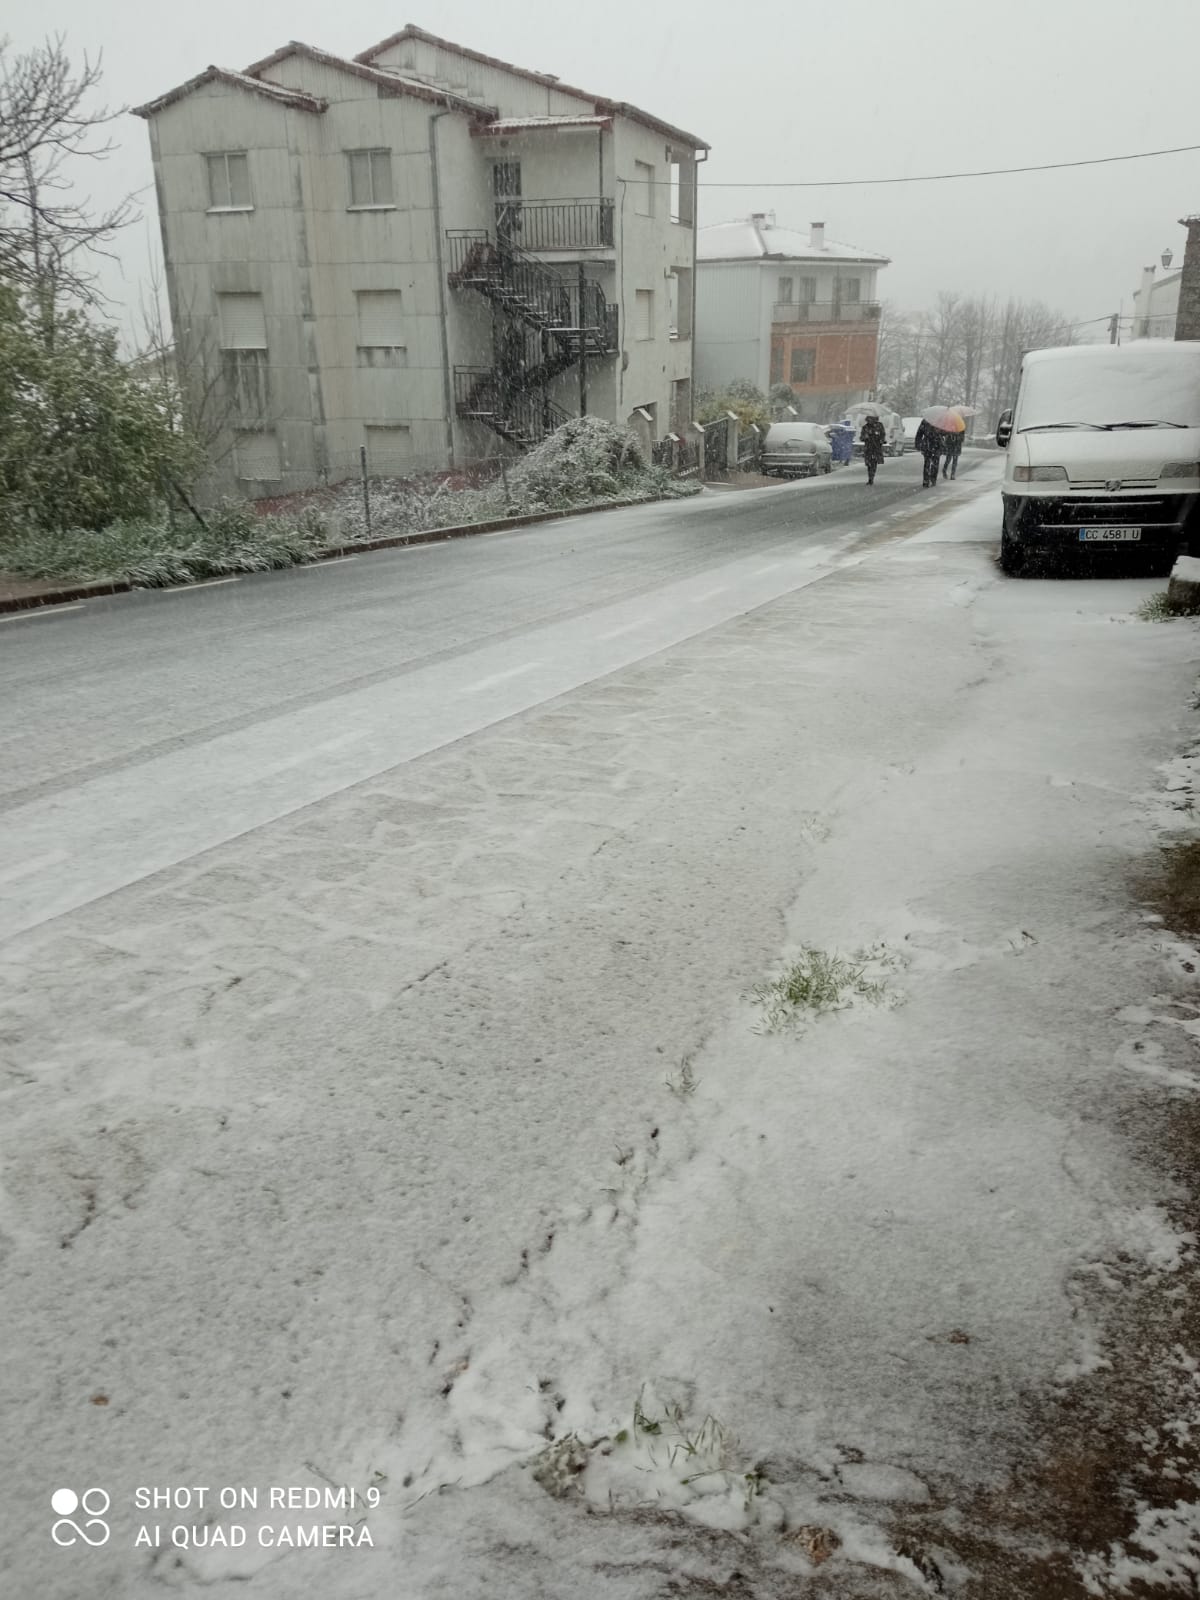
xmin=996 ymin=342 xmax=1200 ymax=572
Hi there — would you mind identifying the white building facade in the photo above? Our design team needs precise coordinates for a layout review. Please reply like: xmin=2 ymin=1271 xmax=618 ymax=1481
xmin=135 ymin=27 xmax=707 ymax=497
xmin=1131 ymin=263 xmax=1181 ymax=339
xmin=694 ymin=215 xmax=890 ymax=419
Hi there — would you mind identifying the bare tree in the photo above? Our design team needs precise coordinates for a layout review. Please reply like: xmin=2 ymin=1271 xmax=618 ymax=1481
xmin=0 ymin=35 xmax=134 ymax=308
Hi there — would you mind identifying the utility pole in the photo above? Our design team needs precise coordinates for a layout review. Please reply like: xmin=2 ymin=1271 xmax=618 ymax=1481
xmin=1108 ymin=312 xmax=1119 ymax=345
xmin=1175 ymin=215 xmax=1200 ymax=341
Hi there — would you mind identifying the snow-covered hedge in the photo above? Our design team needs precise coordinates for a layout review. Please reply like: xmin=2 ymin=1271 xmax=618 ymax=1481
xmin=0 ymin=503 xmax=329 ymax=587
xmin=0 ymin=418 xmax=698 ymax=585
xmin=326 ymin=416 xmax=698 ymax=543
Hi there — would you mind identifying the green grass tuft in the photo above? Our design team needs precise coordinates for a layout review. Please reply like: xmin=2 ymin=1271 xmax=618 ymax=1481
xmin=751 ymin=945 xmax=895 ymax=1032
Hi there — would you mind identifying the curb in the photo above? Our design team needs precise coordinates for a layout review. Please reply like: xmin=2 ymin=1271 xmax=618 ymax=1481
xmin=0 ymin=491 xmax=692 ymax=615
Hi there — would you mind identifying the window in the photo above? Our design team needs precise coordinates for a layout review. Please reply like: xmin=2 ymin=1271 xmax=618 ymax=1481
xmin=218 ymin=294 xmax=268 ymax=413
xmin=790 ymin=347 xmax=815 ymax=385
xmin=770 ymin=344 xmax=783 ymax=385
xmin=634 ymin=289 xmax=654 ymax=341
xmin=667 ymin=150 xmax=695 ymax=225
xmin=672 ymin=267 xmax=692 ymax=340
xmin=356 ymin=291 xmax=405 ymax=348
xmin=839 ymin=277 xmax=861 ymax=303
xmin=365 ymin=425 xmax=413 ymax=473
xmin=218 ymin=293 xmax=266 ymax=350
xmin=347 ymin=149 xmax=394 ymax=208
xmin=799 ymin=277 xmax=817 ymax=304
xmin=206 ymin=152 xmax=250 ymax=210
xmin=778 ymin=276 xmax=794 ymax=304
xmin=491 ymin=161 xmax=521 ymax=198
xmin=672 ymin=379 xmax=691 ymax=432
xmin=235 ymin=430 xmax=281 ymax=481
xmin=633 ymin=160 xmax=654 ymax=217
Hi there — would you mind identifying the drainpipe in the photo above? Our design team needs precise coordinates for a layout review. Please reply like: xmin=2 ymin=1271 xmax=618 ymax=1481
xmin=690 ymin=149 xmax=706 ymax=406
xmin=429 ymin=110 xmax=456 ymax=468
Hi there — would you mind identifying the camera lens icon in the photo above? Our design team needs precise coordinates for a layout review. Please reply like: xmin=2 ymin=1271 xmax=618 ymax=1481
xmin=51 ymin=1487 xmax=111 ymax=1547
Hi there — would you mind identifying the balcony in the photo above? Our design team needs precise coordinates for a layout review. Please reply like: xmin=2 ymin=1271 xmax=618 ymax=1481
xmin=771 ymin=301 xmax=881 ymax=324
xmin=493 ymin=199 xmax=615 ymax=252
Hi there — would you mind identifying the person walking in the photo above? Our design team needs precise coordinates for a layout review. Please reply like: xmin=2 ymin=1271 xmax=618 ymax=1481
xmin=914 ymin=419 xmax=944 ymax=487
xmin=861 ymin=413 xmax=887 ymax=485
xmin=942 ymin=429 xmax=963 ymax=480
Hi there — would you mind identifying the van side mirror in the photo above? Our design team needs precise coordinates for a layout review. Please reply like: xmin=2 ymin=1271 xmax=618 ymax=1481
xmin=996 ymin=410 xmax=1013 ymax=449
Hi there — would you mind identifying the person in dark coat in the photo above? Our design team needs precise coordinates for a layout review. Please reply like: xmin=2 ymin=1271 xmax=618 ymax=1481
xmin=861 ymin=413 xmax=887 ymax=485
xmin=914 ymin=420 xmax=944 ymax=487
xmin=942 ymin=430 xmax=963 ymax=480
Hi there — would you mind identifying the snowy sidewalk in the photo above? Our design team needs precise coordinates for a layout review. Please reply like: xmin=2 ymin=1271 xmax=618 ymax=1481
xmin=5 ymin=475 xmax=1200 ymax=1598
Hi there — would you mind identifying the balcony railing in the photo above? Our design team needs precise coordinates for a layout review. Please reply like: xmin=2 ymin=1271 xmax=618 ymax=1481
xmin=771 ymin=301 xmax=881 ymax=324
xmin=493 ymin=199 xmax=615 ymax=251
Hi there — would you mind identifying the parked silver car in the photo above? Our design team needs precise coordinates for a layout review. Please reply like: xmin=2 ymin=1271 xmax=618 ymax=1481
xmin=761 ymin=422 xmax=834 ymax=479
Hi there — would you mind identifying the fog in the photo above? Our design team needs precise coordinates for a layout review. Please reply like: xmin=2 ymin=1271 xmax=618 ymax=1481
xmin=10 ymin=0 xmax=1199 ymax=333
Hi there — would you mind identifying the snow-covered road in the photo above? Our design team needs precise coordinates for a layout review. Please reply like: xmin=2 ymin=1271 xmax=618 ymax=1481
xmin=5 ymin=462 xmax=1200 ymax=1597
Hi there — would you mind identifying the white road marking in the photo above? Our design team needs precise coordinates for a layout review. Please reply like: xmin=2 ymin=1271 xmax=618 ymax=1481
xmin=463 ymin=661 xmax=541 ymax=693
xmin=174 ymin=577 xmax=240 ymax=590
xmin=691 ymin=587 xmax=728 ymax=604
xmin=306 ymin=556 xmax=358 ymax=568
xmin=597 ymin=620 xmax=643 ymax=640
xmin=0 ymin=604 xmax=86 ymax=623
xmin=753 ymin=563 xmax=782 ymax=575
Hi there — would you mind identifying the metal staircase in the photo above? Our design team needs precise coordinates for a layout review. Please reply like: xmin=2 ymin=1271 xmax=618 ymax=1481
xmin=446 ymin=230 xmax=618 ymax=447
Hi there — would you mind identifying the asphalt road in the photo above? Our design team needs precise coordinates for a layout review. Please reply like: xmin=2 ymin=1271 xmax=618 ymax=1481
xmin=1 ymin=454 xmax=989 ymax=938
xmin=2 ymin=454 xmax=984 ymax=804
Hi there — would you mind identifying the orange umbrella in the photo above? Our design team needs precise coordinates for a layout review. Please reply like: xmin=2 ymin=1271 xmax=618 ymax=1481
xmin=923 ymin=407 xmax=966 ymax=433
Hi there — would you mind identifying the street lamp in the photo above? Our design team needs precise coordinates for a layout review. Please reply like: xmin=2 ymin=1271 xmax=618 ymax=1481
xmin=1162 ymin=247 xmax=1174 ymax=271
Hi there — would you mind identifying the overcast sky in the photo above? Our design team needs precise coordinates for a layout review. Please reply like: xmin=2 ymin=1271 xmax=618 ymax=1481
xmin=13 ymin=0 xmax=1200 ymax=336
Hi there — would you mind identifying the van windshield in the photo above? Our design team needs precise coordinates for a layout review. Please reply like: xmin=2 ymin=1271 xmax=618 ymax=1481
xmin=1015 ymin=350 xmax=1200 ymax=433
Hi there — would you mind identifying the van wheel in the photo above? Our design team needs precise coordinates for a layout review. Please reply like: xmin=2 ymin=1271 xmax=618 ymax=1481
xmin=999 ymin=529 xmax=1025 ymax=575
xmin=823 ymin=461 xmax=832 ymax=474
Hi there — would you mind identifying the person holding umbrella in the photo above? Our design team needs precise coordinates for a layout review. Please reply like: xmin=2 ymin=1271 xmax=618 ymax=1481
xmin=861 ymin=411 xmax=887 ymax=485
xmin=942 ymin=430 xmax=963 ymax=479
xmin=914 ymin=418 xmax=944 ymax=487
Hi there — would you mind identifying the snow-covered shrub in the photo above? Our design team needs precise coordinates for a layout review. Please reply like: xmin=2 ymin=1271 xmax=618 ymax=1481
xmin=0 ymin=502 xmax=329 ymax=586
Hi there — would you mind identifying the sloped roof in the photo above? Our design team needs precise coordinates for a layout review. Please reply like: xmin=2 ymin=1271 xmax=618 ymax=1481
xmin=354 ymin=24 xmax=708 ymax=150
xmin=242 ymin=40 xmax=494 ymax=115
xmin=698 ymin=216 xmax=890 ymax=265
xmin=133 ymin=66 xmax=327 ymax=119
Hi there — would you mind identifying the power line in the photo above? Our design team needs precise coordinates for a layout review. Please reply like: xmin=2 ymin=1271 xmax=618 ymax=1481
xmin=693 ymin=141 xmax=1200 ymax=189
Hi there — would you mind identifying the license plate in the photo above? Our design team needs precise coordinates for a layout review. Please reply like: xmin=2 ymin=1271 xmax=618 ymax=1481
xmin=1078 ymin=528 xmax=1141 ymax=542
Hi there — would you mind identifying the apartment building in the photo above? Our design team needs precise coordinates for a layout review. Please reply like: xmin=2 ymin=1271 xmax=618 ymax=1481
xmin=695 ymin=214 xmax=890 ymax=418
xmin=134 ymin=26 xmax=707 ymax=495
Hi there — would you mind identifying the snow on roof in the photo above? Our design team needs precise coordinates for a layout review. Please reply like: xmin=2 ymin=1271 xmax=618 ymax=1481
xmin=353 ymin=24 xmax=708 ymax=151
xmin=473 ymin=115 xmax=612 ymax=135
xmin=241 ymin=41 xmax=493 ymax=116
xmin=698 ymin=216 xmax=890 ymax=265
xmin=132 ymin=66 xmax=327 ymax=118
xmin=1022 ymin=340 xmax=1199 ymax=366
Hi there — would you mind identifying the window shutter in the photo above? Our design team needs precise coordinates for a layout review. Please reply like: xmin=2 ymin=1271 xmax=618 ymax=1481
xmin=356 ymin=291 xmax=404 ymax=346
xmin=227 ymin=154 xmax=250 ymax=207
xmin=348 ymin=151 xmax=371 ymax=206
xmin=365 ymin=426 xmax=413 ymax=472
xmin=219 ymin=293 xmax=267 ymax=350
xmin=236 ymin=431 xmax=281 ymax=480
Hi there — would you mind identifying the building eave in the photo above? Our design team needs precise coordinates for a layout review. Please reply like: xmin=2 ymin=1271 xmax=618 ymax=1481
xmin=354 ymin=24 xmax=708 ymax=150
xmin=132 ymin=65 xmax=327 ymax=119
xmin=243 ymin=40 xmax=496 ymax=115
